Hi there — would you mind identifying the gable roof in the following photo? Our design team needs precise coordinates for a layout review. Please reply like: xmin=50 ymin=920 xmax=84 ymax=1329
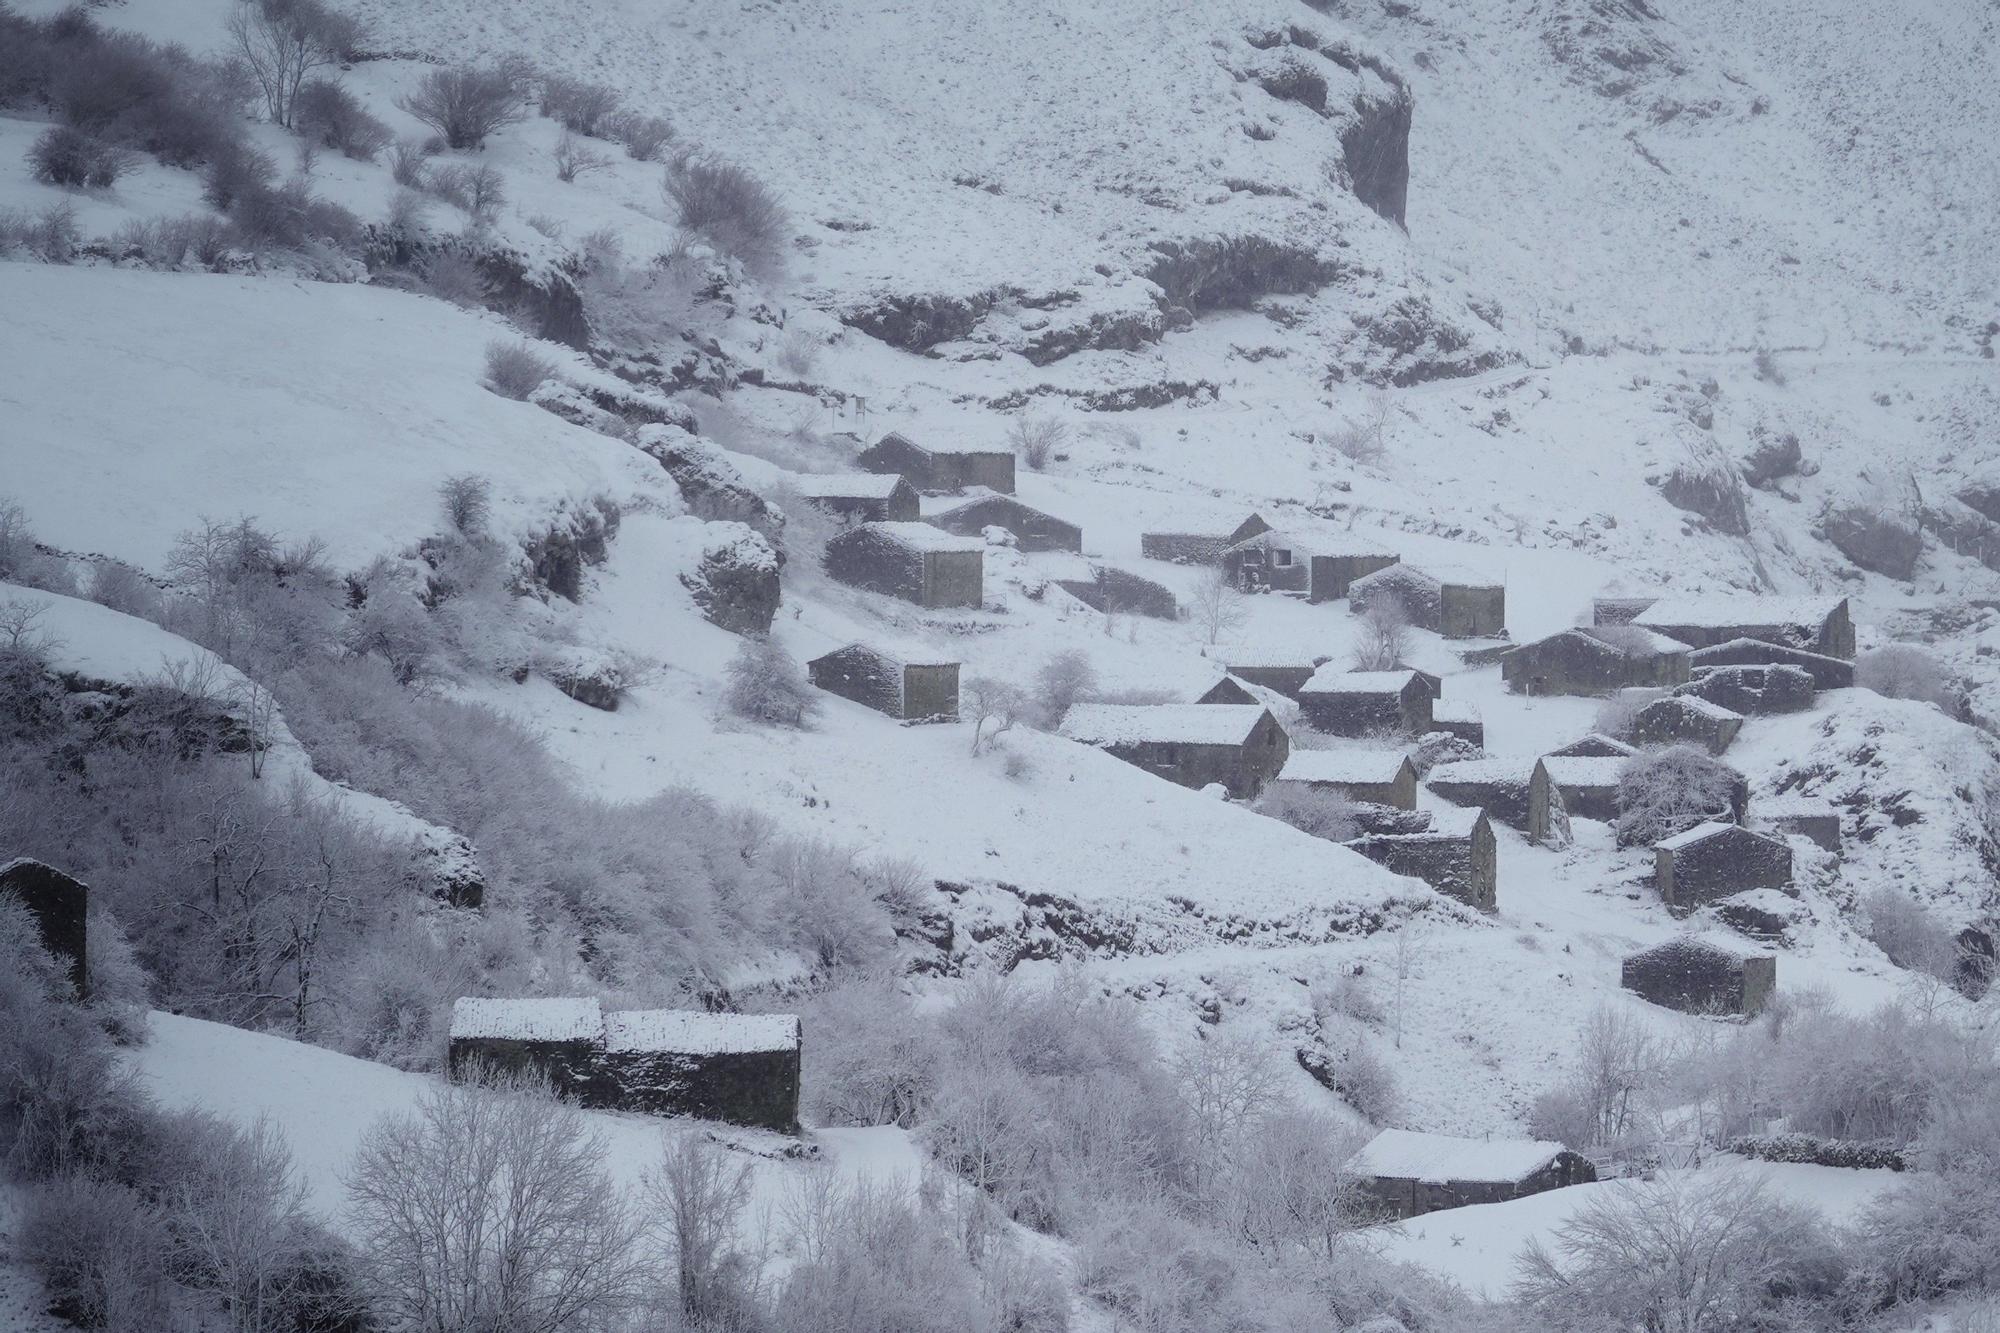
xmin=1688 ymin=637 xmax=1850 ymax=667
xmin=450 ymin=996 xmax=602 ymax=1043
xmin=1431 ymin=700 xmax=1481 ymax=724
xmin=864 ymin=431 xmax=1009 ymax=462
xmin=1278 ymin=750 xmax=1413 ymax=786
xmin=1227 ymin=527 xmax=1395 ymax=559
xmin=1655 ymin=820 xmax=1779 ymax=852
xmin=837 ymin=521 xmax=985 ymax=554
xmin=1428 ymin=758 xmax=1532 ymax=787
xmin=1546 ymin=732 xmax=1638 ymax=758
xmin=1060 ymin=703 xmax=1271 ymax=747
xmin=1641 ymin=694 xmax=1744 ymax=723
xmin=1301 ymin=666 xmax=1423 ymax=694
xmin=928 ymin=492 xmax=1068 ymax=523
xmin=1636 ymin=594 xmax=1846 ymax=632
xmin=796 ymin=472 xmax=909 ymax=501
xmin=1538 ymin=755 xmax=1628 ymax=788
xmin=808 ymin=641 xmax=959 ymax=671
xmin=1348 ymin=1128 xmax=1568 ymax=1185
xmin=603 ymin=1009 xmax=800 ymax=1055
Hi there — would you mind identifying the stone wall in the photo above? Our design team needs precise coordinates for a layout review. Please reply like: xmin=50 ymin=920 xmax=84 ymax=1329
xmin=1678 ymin=664 xmax=1813 ymax=715
xmin=1345 ymin=824 xmax=1495 ymax=911
xmin=1658 ymin=829 xmax=1792 ymax=912
xmin=1622 ymin=939 xmax=1775 ymax=1015
xmin=0 ymin=859 xmax=87 ymax=998
xmin=598 ymin=1046 xmax=800 ymax=1134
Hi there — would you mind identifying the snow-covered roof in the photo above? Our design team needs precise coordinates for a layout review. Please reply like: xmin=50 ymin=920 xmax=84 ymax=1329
xmin=1428 ymin=759 xmax=1531 ymax=786
xmin=797 ymin=472 xmax=907 ymax=500
xmin=450 ymin=996 xmax=603 ymax=1043
xmin=1548 ymin=732 xmax=1639 ymax=758
xmin=1348 ymin=1128 xmax=1568 ymax=1184
xmin=1060 ymin=703 xmax=1269 ymax=747
xmin=1420 ymin=805 xmax=1487 ymax=837
xmin=1636 ymin=595 xmax=1846 ymax=631
xmin=1301 ymin=666 xmax=1422 ymax=694
xmin=810 ymin=641 xmax=959 ymax=670
xmin=1644 ymin=695 xmax=1744 ymax=723
xmin=853 ymin=521 xmax=985 ymax=553
xmin=1227 ymin=528 xmax=1394 ymax=559
xmin=1627 ymin=932 xmax=1763 ymax=964
xmin=1689 ymin=636 xmax=1847 ymax=665
xmin=603 ymin=1009 xmax=800 ymax=1055
xmin=1278 ymin=751 xmax=1412 ymax=785
xmin=1217 ymin=646 xmax=1331 ymax=670
xmin=874 ymin=432 xmax=1007 ymax=460
xmin=1655 ymin=820 xmax=1752 ymax=851
xmin=1431 ymin=700 xmax=1481 ymax=724
xmin=1539 ymin=756 xmax=1628 ymax=788
xmin=1585 ymin=625 xmax=1694 ymax=655
xmin=929 ymin=493 xmax=1063 ymax=521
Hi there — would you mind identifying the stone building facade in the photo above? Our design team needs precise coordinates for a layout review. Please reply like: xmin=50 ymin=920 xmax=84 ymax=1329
xmin=1140 ymin=514 xmax=1271 ymax=565
xmin=795 ymin=473 xmax=921 ymax=525
xmin=856 ymin=431 xmax=1015 ymax=494
xmin=1055 ymin=565 xmax=1179 ymax=619
xmin=1222 ymin=530 xmax=1398 ymax=603
xmin=1275 ymin=751 xmax=1419 ymax=809
xmin=1621 ymin=937 xmax=1777 ymax=1016
xmin=1687 ymin=638 xmax=1856 ymax=690
xmin=1345 ymin=806 xmax=1497 ymax=911
xmin=1677 ymin=664 xmax=1814 ymax=716
xmin=1502 ymin=627 xmax=1691 ymax=696
xmin=927 ymin=494 xmax=1081 ymax=552
xmin=1636 ymin=595 xmax=1855 ymax=660
xmin=1529 ymin=756 xmax=1626 ymax=844
xmin=1631 ymin=695 xmax=1744 ymax=755
xmin=1654 ymin=822 xmax=1794 ymax=913
xmin=1349 ymin=565 xmax=1506 ymax=638
xmin=0 ymin=858 xmax=87 ymax=998
xmin=1426 ymin=759 xmax=1534 ymax=830
xmin=1059 ymin=703 xmax=1289 ymax=799
xmin=823 ymin=522 xmax=984 ymax=608
xmin=807 ymin=644 xmax=960 ymax=721
xmin=1349 ymin=1129 xmax=1596 ymax=1220
xmin=1297 ymin=667 xmax=1435 ymax=736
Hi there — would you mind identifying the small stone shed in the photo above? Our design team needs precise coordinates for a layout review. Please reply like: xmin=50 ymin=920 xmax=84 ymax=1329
xmin=1055 ymin=564 xmax=1179 ymax=619
xmin=926 ymin=493 xmax=1081 ymax=552
xmin=1677 ymin=664 xmax=1814 ymax=716
xmin=1654 ymin=822 xmax=1793 ymax=913
xmin=1636 ymin=595 xmax=1855 ymax=660
xmin=1222 ymin=529 xmax=1398 ymax=603
xmin=1345 ymin=806 xmax=1497 ymax=911
xmin=1622 ymin=937 xmax=1777 ymax=1016
xmin=1688 ymin=637 xmax=1856 ymax=690
xmin=1427 ymin=758 xmax=1534 ymax=830
xmin=1758 ymin=796 xmax=1842 ymax=856
xmin=1529 ymin=756 xmax=1626 ymax=844
xmin=1592 ymin=595 xmax=1661 ymax=626
xmin=1219 ymin=651 xmax=1334 ymax=700
xmin=1059 ymin=703 xmax=1288 ymax=799
xmin=0 ymin=857 xmax=87 ymax=998
xmin=1502 ymin=627 xmax=1691 ymax=696
xmin=856 ymin=431 xmax=1016 ymax=494
xmin=795 ymin=473 xmax=920 ymax=525
xmin=448 ymin=997 xmax=802 ymax=1133
xmin=1349 ymin=564 xmax=1507 ymax=639
xmin=1297 ymin=667 xmax=1435 ymax=736
xmin=1349 ymin=1128 xmax=1596 ymax=1220
xmin=1275 ymin=750 xmax=1418 ymax=809
xmin=806 ymin=643 xmax=960 ymax=721
xmin=1631 ymin=695 xmax=1744 ymax=755
xmin=1141 ymin=514 xmax=1271 ymax=565
xmin=823 ymin=522 xmax=984 ymax=608
xmin=1429 ymin=700 xmax=1484 ymax=748
xmin=1546 ymin=732 xmax=1638 ymax=760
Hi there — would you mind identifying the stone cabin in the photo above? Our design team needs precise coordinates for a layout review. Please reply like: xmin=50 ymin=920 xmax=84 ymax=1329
xmin=1759 ymin=796 xmax=1842 ymax=857
xmin=1141 ymin=513 xmax=1271 ymax=565
xmin=823 ymin=522 xmax=984 ymax=608
xmin=926 ymin=493 xmax=1082 ymax=552
xmin=1622 ymin=937 xmax=1777 ymax=1017
xmin=448 ymin=997 xmax=802 ymax=1134
xmin=1219 ymin=651 xmax=1334 ymax=700
xmin=1631 ymin=695 xmax=1745 ymax=755
xmin=1654 ymin=822 xmax=1793 ymax=914
xmin=1546 ymin=732 xmax=1639 ymax=759
xmin=1055 ymin=564 xmax=1179 ymax=619
xmin=1677 ymin=664 xmax=1814 ymax=716
xmin=1688 ymin=637 xmax=1856 ymax=690
xmin=1429 ymin=700 xmax=1484 ymax=748
xmin=1529 ymin=756 xmax=1626 ymax=845
xmin=1221 ymin=529 xmax=1398 ymax=603
xmin=795 ymin=473 xmax=920 ymax=525
xmin=1345 ymin=806 xmax=1497 ymax=911
xmin=1636 ymin=595 xmax=1856 ymax=660
xmin=1349 ymin=1128 xmax=1596 ymax=1220
xmin=1592 ymin=595 xmax=1661 ymax=626
xmin=1059 ymin=703 xmax=1288 ymax=800
xmin=1275 ymin=750 xmax=1419 ymax=809
xmin=1502 ymin=626 xmax=1692 ymax=696
xmin=1 ymin=857 xmax=87 ymax=998
xmin=806 ymin=643 xmax=960 ymax=721
xmin=1195 ymin=675 xmax=1258 ymax=706
xmin=1427 ymin=758 xmax=1534 ymax=830
xmin=856 ymin=430 xmax=1016 ymax=494
xmin=1350 ymin=564 xmax=1507 ymax=639
xmin=1297 ymin=666 xmax=1435 ymax=736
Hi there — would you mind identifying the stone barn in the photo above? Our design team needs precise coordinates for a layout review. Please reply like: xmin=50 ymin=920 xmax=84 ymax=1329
xmin=1429 ymin=700 xmax=1484 ymax=748
xmin=824 ymin=522 xmax=984 ymax=608
xmin=1222 ymin=529 xmax=1398 ymax=603
xmin=807 ymin=643 xmax=960 ymax=721
xmin=1622 ymin=937 xmax=1776 ymax=1016
xmin=1059 ymin=703 xmax=1288 ymax=799
xmin=1502 ymin=627 xmax=1691 ymax=696
xmin=856 ymin=431 xmax=1016 ymax=494
xmin=1688 ymin=638 xmax=1856 ymax=690
xmin=1219 ymin=652 xmax=1333 ymax=700
xmin=1677 ymin=664 xmax=1814 ymax=716
xmin=1427 ymin=759 xmax=1534 ymax=830
xmin=1345 ymin=806 xmax=1497 ymax=911
xmin=1141 ymin=514 xmax=1271 ymax=565
xmin=1195 ymin=675 xmax=1259 ymax=706
xmin=448 ymin=996 xmax=609 ymax=1099
xmin=1654 ymin=822 xmax=1793 ymax=913
xmin=1056 ymin=564 xmax=1178 ymax=619
xmin=1592 ymin=595 xmax=1660 ymax=626
xmin=1546 ymin=733 xmax=1639 ymax=759
xmin=927 ymin=494 xmax=1082 ymax=552
xmin=1631 ymin=695 xmax=1744 ymax=755
xmin=1297 ymin=667 xmax=1435 ymax=736
xmin=1275 ymin=750 xmax=1418 ymax=809
xmin=795 ymin=473 xmax=920 ymax=525
xmin=1350 ymin=564 xmax=1507 ymax=639
xmin=1636 ymin=595 xmax=1855 ymax=660
xmin=1529 ymin=756 xmax=1626 ymax=844
xmin=1760 ymin=797 xmax=1842 ymax=856
xmin=0 ymin=858 xmax=87 ymax=998
xmin=1349 ymin=1129 xmax=1596 ymax=1220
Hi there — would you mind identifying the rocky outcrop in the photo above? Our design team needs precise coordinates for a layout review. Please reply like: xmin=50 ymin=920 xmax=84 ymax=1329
xmin=408 ymin=828 xmax=485 ymax=909
xmin=1820 ymin=504 xmax=1922 ymax=579
xmin=681 ymin=523 xmax=782 ymax=634
xmin=1656 ymin=459 xmax=1750 ymax=535
xmin=1145 ymin=236 xmax=1347 ymax=315
xmin=1340 ymin=88 xmax=1413 ymax=228
xmin=1022 ymin=307 xmax=1167 ymax=366
xmin=1341 ymin=296 xmax=1511 ymax=387
xmin=1740 ymin=431 xmax=1803 ymax=489
xmin=365 ymin=229 xmax=589 ymax=348
xmin=840 ymin=289 xmax=1014 ymax=353
xmin=519 ymin=498 xmax=621 ymax=602
xmin=634 ymin=425 xmax=784 ymax=541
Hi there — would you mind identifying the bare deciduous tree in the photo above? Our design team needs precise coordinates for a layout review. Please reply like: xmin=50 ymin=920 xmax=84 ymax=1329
xmin=1349 ymin=595 xmax=1411 ymax=670
xmin=1007 ymin=414 xmax=1070 ymax=472
xmin=227 ymin=0 xmax=359 ymax=129
xmin=965 ymin=676 xmax=1026 ymax=756
xmin=648 ymin=1134 xmax=755 ymax=1325
xmin=399 ymin=62 xmax=534 ymax=151
xmin=1189 ymin=567 xmax=1248 ymax=646
xmin=554 ymin=132 xmax=610 ymax=183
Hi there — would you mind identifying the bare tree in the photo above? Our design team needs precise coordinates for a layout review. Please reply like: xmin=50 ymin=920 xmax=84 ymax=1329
xmin=227 ymin=0 xmax=359 ymax=129
xmin=1350 ymin=595 xmax=1411 ymax=670
xmin=1389 ymin=922 xmax=1425 ymax=1050
xmin=1175 ymin=1032 xmax=1281 ymax=1201
xmin=439 ymin=474 xmax=492 ymax=537
xmin=1007 ymin=415 xmax=1070 ymax=471
xmin=160 ymin=1112 xmax=315 ymax=1333
xmin=965 ymin=676 xmax=1026 ymax=756
xmin=1031 ymin=649 xmax=1097 ymax=729
xmin=554 ymin=132 xmax=610 ymax=183
xmin=236 ymin=678 xmax=278 ymax=780
xmin=1188 ymin=567 xmax=1248 ymax=646
xmin=647 ymin=1135 xmax=754 ymax=1325
xmin=399 ymin=63 xmax=533 ymax=151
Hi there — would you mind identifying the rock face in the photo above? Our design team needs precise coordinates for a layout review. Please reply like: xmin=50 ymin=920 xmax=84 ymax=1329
xmin=841 ymin=289 xmax=1011 ymax=353
xmin=1341 ymin=87 xmax=1414 ymax=228
xmin=682 ymin=523 xmax=782 ymax=634
xmin=408 ymin=829 xmax=485 ymax=909
xmin=521 ymin=499 xmax=621 ymax=602
xmin=635 ymin=425 xmax=784 ymax=541
xmin=1145 ymin=237 xmax=1347 ymax=316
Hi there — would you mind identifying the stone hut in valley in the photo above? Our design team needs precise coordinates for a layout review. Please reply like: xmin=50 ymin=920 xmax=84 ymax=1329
xmin=795 ymin=473 xmax=920 ymax=525
xmin=1502 ymin=627 xmax=1691 ymax=696
xmin=1222 ymin=529 xmax=1398 ymax=602
xmin=1429 ymin=700 xmax=1484 ymax=747
xmin=1529 ymin=756 xmax=1626 ymax=844
xmin=448 ymin=996 xmax=609 ymax=1098
xmin=1275 ymin=750 xmax=1418 ymax=809
xmin=1 ymin=858 xmax=87 ymax=998
xmin=1677 ymin=664 xmax=1813 ymax=716
xmin=1592 ymin=595 xmax=1660 ymax=626
xmin=1218 ymin=651 xmax=1334 ymax=700
xmin=1631 ymin=695 xmax=1744 ymax=755
xmin=1654 ymin=822 xmax=1793 ymax=913
xmin=1348 ymin=1129 xmax=1596 ymax=1220
xmin=1546 ymin=732 xmax=1639 ymax=759
xmin=824 ymin=522 xmax=984 ymax=608
xmin=1055 ymin=564 xmax=1179 ymax=619
xmin=1345 ymin=806 xmax=1497 ymax=911
xmin=1622 ymin=937 xmax=1776 ymax=1016
xmin=926 ymin=493 xmax=1081 ymax=552
xmin=1427 ymin=758 xmax=1534 ymax=830
xmin=1349 ymin=564 xmax=1507 ymax=639
xmin=856 ymin=431 xmax=1016 ymax=494
xmin=1141 ymin=513 xmax=1271 ymax=565
xmin=1059 ymin=703 xmax=1288 ymax=799
xmin=806 ymin=644 xmax=960 ymax=721
xmin=1636 ymin=595 xmax=1855 ymax=660
xmin=1760 ymin=796 xmax=1842 ymax=856
xmin=1297 ymin=666 xmax=1435 ymax=736
xmin=1688 ymin=637 xmax=1856 ymax=690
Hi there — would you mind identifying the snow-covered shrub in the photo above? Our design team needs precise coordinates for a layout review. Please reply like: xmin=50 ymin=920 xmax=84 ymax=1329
xmin=1857 ymin=643 xmax=1957 ymax=711
xmin=201 ymin=141 xmax=277 ymax=211
xmin=226 ymin=0 xmax=359 ymax=128
xmin=1859 ymin=1090 xmax=2000 ymax=1303
xmin=604 ymin=109 xmax=672 ymax=161
xmin=553 ymin=130 xmax=610 ymax=182
xmin=437 ymin=473 xmax=491 ymax=538
xmin=1823 ymin=503 xmax=1923 ymax=579
xmin=1256 ymin=783 xmax=1360 ymax=841
xmin=44 ymin=24 xmax=248 ymax=169
xmin=397 ymin=61 xmax=533 ymax=151
xmin=1032 ymin=649 xmax=1098 ymax=729
xmin=1590 ymin=684 xmax=1659 ymax=739
xmin=482 ymin=339 xmax=556 ymax=399
xmin=1349 ymin=595 xmax=1411 ymax=670
xmin=682 ymin=523 xmax=782 ymax=633
xmin=539 ymin=75 xmax=620 ymax=136
xmin=0 ymin=199 xmax=81 ymax=263
xmin=20 ymin=1177 xmax=175 ymax=1329
xmin=294 ymin=77 xmax=391 ymax=160
xmin=1727 ymin=1132 xmax=1906 ymax=1171
xmin=662 ymin=150 xmax=788 ymax=271
xmin=387 ymin=137 xmax=428 ymax=187
xmin=1865 ymin=888 xmax=1962 ymax=979
xmin=1324 ymin=1035 xmax=1399 ymax=1123
xmin=1613 ymin=743 xmax=1744 ymax=846
xmin=724 ymin=635 xmax=819 ymax=727
xmin=802 ymin=979 xmax=942 ymax=1129
xmin=28 ymin=124 xmax=131 ymax=186
xmin=1530 ymin=1005 xmax=1661 ymax=1152
xmin=0 ymin=498 xmax=76 ymax=592
xmin=1008 ymin=414 xmax=1070 ymax=471
xmin=419 ymin=251 xmax=492 ymax=308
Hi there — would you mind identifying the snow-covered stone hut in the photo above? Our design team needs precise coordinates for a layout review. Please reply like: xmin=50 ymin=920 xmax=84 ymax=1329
xmin=1426 ymin=758 xmax=1534 ymax=830
xmin=1529 ymin=756 xmax=1626 ymax=844
xmin=1344 ymin=806 xmax=1497 ymax=911
xmin=1545 ymin=732 xmax=1639 ymax=760
xmin=856 ymin=431 xmax=1015 ymax=494
xmin=1759 ymin=796 xmax=1842 ymax=856
xmin=0 ymin=858 xmax=87 ymax=998
xmin=1428 ymin=699 xmax=1484 ymax=748
xmin=1677 ymin=664 xmax=1814 ymax=716
xmin=1654 ymin=822 xmax=1793 ymax=913
xmin=1059 ymin=703 xmax=1288 ymax=799
xmin=823 ymin=522 xmax=984 ymax=608
xmin=1621 ymin=937 xmax=1776 ymax=1016
xmin=1218 ymin=651 xmax=1334 ymax=700
xmin=1501 ymin=627 xmax=1691 ymax=696
xmin=1349 ymin=564 xmax=1506 ymax=639
xmin=1275 ymin=750 xmax=1418 ymax=809
xmin=1631 ymin=695 xmax=1745 ymax=755
xmin=1348 ymin=1128 xmax=1596 ymax=1220
xmin=1055 ymin=564 xmax=1179 ymax=619
xmin=1296 ymin=667 xmax=1435 ymax=736
xmin=927 ymin=493 xmax=1081 ymax=552
xmin=1636 ymin=595 xmax=1855 ymax=660
xmin=1140 ymin=513 xmax=1271 ymax=565
xmin=795 ymin=473 xmax=920 ymax=525
xmin=1688 ymin=637 xmax=1856 ymax=690
xmin=448 ymin=996 xmax=607 ymax=1098
xmin=807 ymin=644 xmax=960 ymax=721
xmin=1221 ymin=529 xmax=1398 ymax=603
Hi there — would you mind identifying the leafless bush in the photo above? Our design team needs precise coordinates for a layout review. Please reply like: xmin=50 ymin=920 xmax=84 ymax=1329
xmin=1313 ymin=970 xmax=1385 ymax=1027
xmin=227 ymin=0 xmax=360 ymax=128
xmin=1008 ymin=414 xmax=1070 ymax=471
xmin=1752 ymin=347 xmax=1787 ymax=386
xmin=1529 ymin=1004 xmax=1662 ymax=1151
xmin=1255 ymin=784 xmax=1360 ymax=841
xmin=1323 ymin=402 xmax=1389 ymax=465
xmin=725 ymin=635 xmax=819 ymax=727
xmin=201 ymin=141 xmax=276 ymax=211
xmin=648 ymin=1135 xmax=754 ymax=1326
xmin=29 ymin=125 xmax=132 ymax=187
xmin=662 ymin=150 xmax=788 ymax=271
xmin=438 ymin=474 xmax=492 ymax=537
xmin=554 ymin=130 xmax=610 ymax=183
xmin=1188 ymin=567 xmax=1248 ymax=645
xmin=1591 ymin=686 xmax=1657 ymax=740
xmin=539 ymin=74 xmax=620 ymax=135
xmin=1865 ymin=889 xmax=1962 ymax=980
xmin=387 ymin=137 xmax=428 ymax=187
xmin=398 ymin=62 xmax=532 ymax=151
xmin=483 ymin=339 xmax=556 ymax=399
xmin=603 ymin=108 xmax=672 ymax=161
xmin=419 ymin=251 xmax=492 ymax=308
xmin=776 ymin=325 xmax=820 ymax=377
xmin=87 ymin=560 xmax=163 ymax=619
xmin=20 ymin=1177 xmax=175 ymax=1328
xmin=1857 ymin=643 xmax=1956 ymax=710
xmin=294 ymin=77 xmax=390 ymax=160
xmin=965 ymin=676 xmax=1027 ymax=756
xmin=1032 ymin=649 xmax=1097 ymax=729
xmin=1614 ymin=743 xmax=1742 ymax=846
xmin=383 ymin=187 xmax=429 ymax=244
xmin=0 ymin=199 xmax=81 ymax=263
xmin=1350 ymin=595 xmax=1410 ymax=670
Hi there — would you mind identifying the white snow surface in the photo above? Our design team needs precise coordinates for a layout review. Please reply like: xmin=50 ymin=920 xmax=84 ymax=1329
xmin=1277 ymin=751 xmax=1412 ymax=786
xmin=1059 ymin=703 xmax=1271 ymax=748
xmin=1637 ymin=595 xmax=1847 ymax=633
xmin=449 ymin=995 xmax=604 ymax=1043
xmin=1348 ymin=1127 xmax=1567 ymax=1185
xmin=604 ymin=1009 xmax=801 ymax=1055
xmin=1538 ymin=756 xmax=1630 ymax=789
xmin=1301 ymin=667 xmax=1423 ymax=695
